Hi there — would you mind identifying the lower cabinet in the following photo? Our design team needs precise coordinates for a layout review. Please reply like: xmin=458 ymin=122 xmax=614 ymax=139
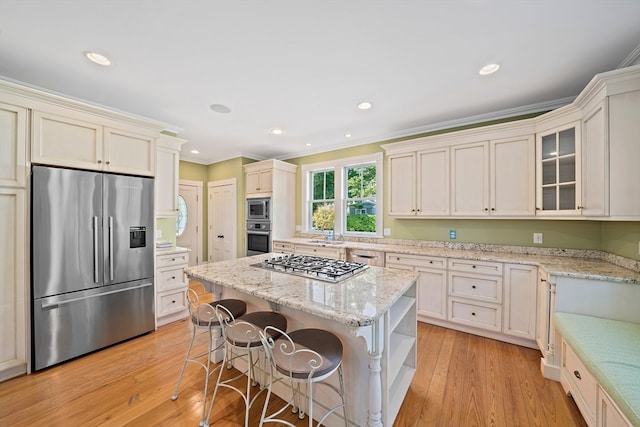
xmin=598 ymin=385 xmax=633 ymax=427
xmin=272 ymin=241 xmax=294 ymax=254
xmin=156 ymin=249 xmax=189 ymax=327
xmin=294 ymin=243 xmax=346 ymax=260
xmin=386 ymin=253 xmax=447 ymax=321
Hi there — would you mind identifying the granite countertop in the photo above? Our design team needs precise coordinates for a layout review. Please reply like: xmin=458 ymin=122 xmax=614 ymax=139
xmin=185 ymin=253 xmax=419 ymax=327
xmin=278 ymin=237 xmax=640 ymax=285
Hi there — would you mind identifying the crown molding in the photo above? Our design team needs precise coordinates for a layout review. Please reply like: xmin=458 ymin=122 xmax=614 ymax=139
xmin=618 ymin=42 xmax=640 ymax=68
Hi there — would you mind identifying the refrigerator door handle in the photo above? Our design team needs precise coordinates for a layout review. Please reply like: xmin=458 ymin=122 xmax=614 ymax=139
xmin=108 ymin=216 xmax=114 ymax=281
xmin=93 ymin=216 xmax=99 ymax=283
xmin=41 ymin=282 xmax=153 ymax=309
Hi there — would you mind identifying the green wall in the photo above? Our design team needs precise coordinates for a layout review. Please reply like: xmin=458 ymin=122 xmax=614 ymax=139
xmin=180 ymin=113 xmax=639 ymax=263
xmin=285 ymin=131 xmax=639 ymax=261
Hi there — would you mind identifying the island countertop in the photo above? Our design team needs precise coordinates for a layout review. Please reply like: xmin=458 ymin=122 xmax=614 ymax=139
xmin=185 ymin=253 xmax=419 ymax=327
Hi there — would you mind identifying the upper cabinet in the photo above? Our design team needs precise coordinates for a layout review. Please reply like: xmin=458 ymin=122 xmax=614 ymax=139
xmin=384 ymin=121 xmax=536 ymax=218
xmin=243 ymin=159 xmax=297 ymax=239
xmin=156 ymin=135 xmax=187 ymax=217
xmin=534 ymin=106 xmax=582 ymax=217
xmin=0 ymin=102 xmax=28 ymax=188
xmin=32 ymin=108 xmax=156 ymax=176
xmin=575 ymin=66 xmax=640 ymax=220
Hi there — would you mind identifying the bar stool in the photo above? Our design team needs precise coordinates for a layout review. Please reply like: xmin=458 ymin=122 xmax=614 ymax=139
xmin=259 ymin=327 xmax=348 ymax=427
xmin=204 ymin=306 xmax=287 ymax=427
xmin=171 ymin=288 xmax=246 ymax=426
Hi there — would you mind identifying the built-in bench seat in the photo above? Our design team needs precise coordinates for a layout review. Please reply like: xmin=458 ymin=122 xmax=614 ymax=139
xmin=554 ymin=312 xmax=640 ymax=426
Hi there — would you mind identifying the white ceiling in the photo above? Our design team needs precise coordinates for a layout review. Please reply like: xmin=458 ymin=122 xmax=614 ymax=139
xmin=1 ymin=1 xmax=639 ymax=165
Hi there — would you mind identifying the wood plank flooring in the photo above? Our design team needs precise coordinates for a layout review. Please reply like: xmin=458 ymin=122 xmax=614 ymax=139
xmin=0 ymin=319 xmax=586 ymax=426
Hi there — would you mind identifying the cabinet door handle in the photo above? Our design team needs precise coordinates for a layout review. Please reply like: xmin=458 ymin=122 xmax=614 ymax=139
xmin=472 ymin=285 xmax=476 ymax=289
xmin=97 ymin=159 xmax=103 ymax=164
xmin=106 ymin=161 xmax=111 ymax=165
xmin=577 ymin=205 xmax=584 ymax=210
xmin=484 ymin=208 xmax=489 ymax=211
xmin=472 ymin=265 xmax=477 ymax=269
xmin=574 ymin=370 xmax=581 ymax=380
xmin=171 ymin=276 xmax=176 ymax=279
xmin=491 ymin=208 xmax=495 ymax=211
xmin=218 ymin=235 xmax=224 ymax=238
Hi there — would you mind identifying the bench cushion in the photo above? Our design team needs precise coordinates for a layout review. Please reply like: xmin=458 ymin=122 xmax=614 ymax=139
xmin=554 ymin=312 xmax=640 ymax=427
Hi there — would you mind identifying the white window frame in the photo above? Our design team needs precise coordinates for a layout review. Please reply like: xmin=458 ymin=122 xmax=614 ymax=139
xmin=301 ymin=152 xmax=383 ymax=238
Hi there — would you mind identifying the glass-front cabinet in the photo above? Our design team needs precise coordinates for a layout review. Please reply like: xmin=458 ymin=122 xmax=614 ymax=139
xmin=536 ymin=121 xmax=581 ymax=216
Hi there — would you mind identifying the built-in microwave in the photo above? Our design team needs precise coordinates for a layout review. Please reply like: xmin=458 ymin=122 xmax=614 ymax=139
xmin=247 ymin=197 xmax=270 ymax=220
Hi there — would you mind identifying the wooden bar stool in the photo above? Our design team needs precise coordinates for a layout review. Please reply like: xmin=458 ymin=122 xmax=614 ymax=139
xmin=203 ymin=306 xmax=287 ymax=427
xmin=171 ymin=288 xmax=246 ymax=426
xmin=259 ymin=327 xmax=348 ymax=427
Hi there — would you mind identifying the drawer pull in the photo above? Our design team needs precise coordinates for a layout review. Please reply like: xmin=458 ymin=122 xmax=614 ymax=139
xmin=472 ymin=285 xmax=476 ymax=289
xmin=172 ymin=300 xmax=176 ymax=304
xmin=396 ymin=257 xmax=400 ymax=261
xmin=471 ymin=312 xmax=476 ymax=316
xmin=171 ymin=258 xmax=176 ymax=261
xmin=429 ymin=261 xmax=433 ymax=264
xmin=171 ymin=276 xmax=176 ymax=279
xmin=472 ymin=265 xmax=476 ymax=269
xmin=573 ymin=370 xmax=581 ymax=380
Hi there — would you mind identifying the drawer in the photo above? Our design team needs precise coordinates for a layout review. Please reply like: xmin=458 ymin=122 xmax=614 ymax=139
xmin=385 ymin=253 xmax=447 ymax=270
xmin=273 ymin=241 xmax=294 ymax=253
xmin=295 ymin=245 xmax=345 ymax=260
xmin=157 ymin=267 xmax=186 ymax=291
xmin=448 ymin=298 xmax=502 ymax=332
xmin=449 ymin=273 xmax=502 ymax=303
xmin=562 ymin=340 xmax=597 ymax=424
xmin=158 ymin=289 xmax=187 ymax=317
xmin=448 ymin=258 xmax=503 ymax=276
xmin=157 ymin=251 xmax=189 ymax=268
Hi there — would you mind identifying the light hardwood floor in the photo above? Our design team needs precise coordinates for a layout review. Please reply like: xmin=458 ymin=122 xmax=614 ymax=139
xmin=0 ymin=319 xmax=586 ymax=426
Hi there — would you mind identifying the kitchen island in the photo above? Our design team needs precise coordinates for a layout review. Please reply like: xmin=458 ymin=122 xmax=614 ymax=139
xmin=186 ymin=254 xmax=419 ymax=427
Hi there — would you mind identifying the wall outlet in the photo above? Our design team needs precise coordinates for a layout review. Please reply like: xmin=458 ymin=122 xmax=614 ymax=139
xmin=533 ymin=233 xmax=543 ymax=244
xmin=383 ymin=228 xmax=391 ymax=236
xmin=155 ymin=229 xmax=162 ymax=239
xmin=449 ymin=230 xmax=457 ymax=239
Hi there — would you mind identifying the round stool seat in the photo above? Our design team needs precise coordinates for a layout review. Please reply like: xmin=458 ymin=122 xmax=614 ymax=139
xmin=227 ymin=311 xmax=287 ymax=348
xmin=191 ymin=299 xmax=246 ymax=327
xmin=273 ymin=329 xmax=343 ymax=379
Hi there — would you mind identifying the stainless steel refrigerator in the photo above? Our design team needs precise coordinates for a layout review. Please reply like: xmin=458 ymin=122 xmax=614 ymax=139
xmin=31 ymin=165 xmax=155 ymax=371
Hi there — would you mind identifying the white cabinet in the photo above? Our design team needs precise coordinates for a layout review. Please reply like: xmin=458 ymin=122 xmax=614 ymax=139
xmin=243 ymin=159 xmax=297 ymax=240
xmin=294 ymin=243 xmax=345 ymax=260
xmin=451 ymin=141 xmax=489 ymax=216
xmin=447 ymin=259 xmax=503 ymax=332
xmin=536 ymin=268 xmax=555 ymax=360
xmin=246 ymin=168 xmax=273 ymax=195
xmin=272 ymin=241 xmax=294 ymax=254
xmin=383 ymin=282 xmax=417 ymax=426
xmin=597 ymin=385 xmax=633 ymax=427
xmin=387 ymin=148 xmax=449 ymax=216
xmin=155 ymin=135 xmax=186 ymax=217
xmin=503 ymin=264 xmax=537 ymax=340
xmin=384 ymin=121 xmax=536 ymax=218
xmin=0 ymin=103 xmax=28 ymax=187
xmin=156 ymin=249 xmax=189 ymax=327
xmin=386 ymin=253 xmax=447 ymax=320
xmin=578 ymin=70 xmax=640 ymax=219
xmin=561 ymin=340 xmax=598 ymax=426
xmin=32 ymin=108 xmax=156 ymax=176
xmin=0 ymin=100 xmax=28 ymax=381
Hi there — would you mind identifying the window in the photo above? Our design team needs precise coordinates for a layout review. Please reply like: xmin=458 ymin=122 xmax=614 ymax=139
xmin=302 ymin=153 xmax=383 ymax=237
xmin=176 ymin=195 xmax=187 ymax=237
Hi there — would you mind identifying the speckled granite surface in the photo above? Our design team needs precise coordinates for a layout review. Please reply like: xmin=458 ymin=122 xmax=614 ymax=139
xmin=282 ymin=237 xmax=640 ymax=285
xmin=185 ymin=254 xmax=419 ymax=327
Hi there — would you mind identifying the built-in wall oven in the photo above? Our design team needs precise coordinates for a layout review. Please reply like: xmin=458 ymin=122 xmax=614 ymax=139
xmin=246 ymin=220 xmax=271 ymax=256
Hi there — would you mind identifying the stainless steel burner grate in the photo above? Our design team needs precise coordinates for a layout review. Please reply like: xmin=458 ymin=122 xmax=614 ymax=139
xmin=254 ymin=254 xmax=369 ymax=283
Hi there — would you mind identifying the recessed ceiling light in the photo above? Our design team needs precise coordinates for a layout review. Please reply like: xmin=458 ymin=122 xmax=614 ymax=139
xmin=209 ymin=104 xmax=231 ymax=114
xmin=345 ymin=133 xmax=352 ymax=138
xmin=305 ymin=143 xmax=312 ymax=147
xmin=190 ymin=149 xmax=200 ymax=154
xmin=270 ymin=128 xmax=284 ymax=135
xmin=479 ymin=63 xmax=500 ymax=75
xmin=357 ymin=102 xmax=372 ymax=110
xmin=84 ymin=51 xmax=111 ymax=66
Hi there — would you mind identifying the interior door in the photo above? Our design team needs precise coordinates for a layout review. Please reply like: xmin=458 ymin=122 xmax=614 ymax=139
xmin=208 ymin=180 xmax=237 ymax=262
xmin=176 ymin=182 xmax=201 ymax=266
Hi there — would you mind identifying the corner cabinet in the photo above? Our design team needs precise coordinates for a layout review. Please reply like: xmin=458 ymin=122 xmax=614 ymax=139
xmin=31 ymin=107 xmax=157 ymax=176
xmin=0 ymin=100 xmax=28 ymax=381
xmin=155 ymin=135 xmax=187 ymax=217
xmin=576 ymin=66 xmax=640 ymax=219
xmin=535 ymin=110 xmax=582 ymax=216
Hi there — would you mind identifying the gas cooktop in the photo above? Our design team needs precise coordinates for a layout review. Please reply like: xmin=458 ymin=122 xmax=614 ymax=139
xmin=254 ymin=254 xmax=369 ymax=283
